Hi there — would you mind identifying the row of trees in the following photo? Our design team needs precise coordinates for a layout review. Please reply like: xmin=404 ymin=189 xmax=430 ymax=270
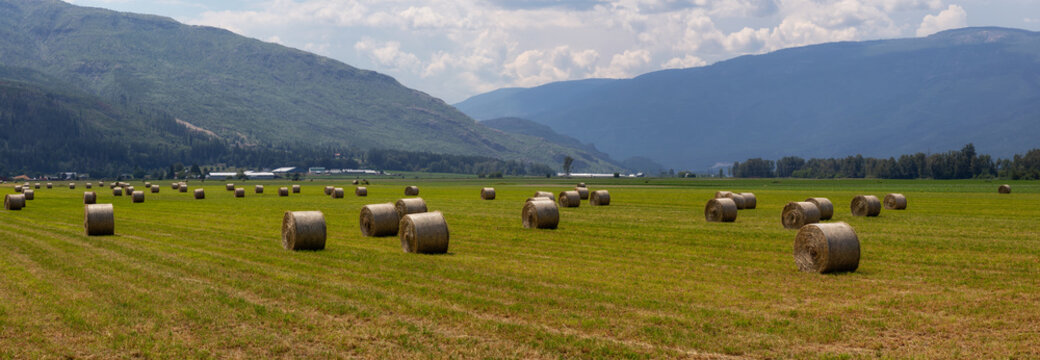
xmin=732 ymin=144 xmax=1040 ymax=179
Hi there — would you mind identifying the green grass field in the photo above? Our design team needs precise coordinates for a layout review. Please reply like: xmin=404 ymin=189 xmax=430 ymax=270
xmin=1 ymin=178 xmax=1038 ymax=359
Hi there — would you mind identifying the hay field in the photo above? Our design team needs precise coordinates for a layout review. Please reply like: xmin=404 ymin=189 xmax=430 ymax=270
xmin=1 ymin=179 xmax=1038 ymax=359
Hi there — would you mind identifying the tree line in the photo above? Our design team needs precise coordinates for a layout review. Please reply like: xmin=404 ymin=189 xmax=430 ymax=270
xmin=732 ymin=144 xmax=1040 ymax=179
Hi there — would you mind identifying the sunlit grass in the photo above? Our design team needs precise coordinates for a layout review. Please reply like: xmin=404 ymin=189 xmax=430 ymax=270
xmin=1 ymin=178 xmax=1038 ymax=358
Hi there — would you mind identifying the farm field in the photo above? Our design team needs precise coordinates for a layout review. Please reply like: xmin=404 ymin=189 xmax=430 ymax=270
xmin=1 ymin=178 xmax=1039 ymax=359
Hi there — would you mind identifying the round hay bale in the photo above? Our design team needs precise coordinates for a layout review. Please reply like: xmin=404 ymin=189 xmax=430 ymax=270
xmin=151 ymin=185 xmax=160 ymax=193
xmin=281 ymin=211 xmax=326 ymax=251
xmin=805 ymin=197 xmax=834 ymax=220
xmin=172 ymin=182 xmax=180 ymax=190
xmin=851 ymin=195 xmax=881 ymax=217
xmin=404 ymin=186 xmax=420 ymax=196
xmin=194 ymin=189 xmax=205 ymax=200
xmin=324 ymin=186 xmax=334 ymax=195
xmin=144 ymin=182 xmax=151 ymax=188
xmin=359 ymin=203 xmax=399 ymax=237
xmin=278 ymin=187 xmax=289 ymax=196
xmin=575 ymin=187 xmax=589 ymax=200
xmin=4 ymin=194 xmax=25 ymax=210
xmin=85 ymin=183 xmax=92 ymax=189
xmin=46 ymin=183 xmax=53 ymax=189
xmin=400 ymin=211 xmax=449 ymax=254
xmin=235 ymin=188 xmax=245 ymax=198
xmin=883 ymin=193 xmax=907 ymax=210
xmin=131 ymin=191 xmax=145 ymax=203
xmin=84 ymin=204 xmax=114 ymax=236
xmin=352 ymin=180 xmax=359 ymax=185
xmin=331 ymin=188 xmax=344 ymax=199
xmin=14 ymin=185 xmax=23 ymax=193
xmin=793 ymin=222 xmax=860 ymax=273
xmin=705 ymin=198 xmax=737 ymax=222
xmin=480 ymin=187 xmax=495 ymax=200
xmin=577 ymin=182 xmax=586 ymax=187
xmin=558 ymin=190 xmax=581 ymax=208
xmin=740 ymin=193 xmax=757 ymax=209
xmin=782 ymin=201 xmax=821 ymax=229
xmin=998 ymin=184 xmax=1011 ymax=194
xmin=179 ymin=185 xmax=188 ymax=193
xmin=226 ymin=183 xmax=235 ymax=191
xmin=590 ymin=190 xmax=611 ymax=206
xmin=395 ymin=198 xmax=428 ymax=218
xmin=715 ymin=192 xmax=744 ymax=209
xmin=533 ymin=191 xmax=555 ymax=201
xmin=255 ymin=185 xmax=264 ymax=194
xmin=522 ymin=199 xmax=559 ymax=229
xmin=98 ymin=182 xmax=105 ymax=187
xmin=68 ymin=183 xmax=75 ymax=189
xmin=714 ymin=191 xmax=733 ymax=199
xmin=83 ymin=192 xmax=97 ymax=205
xmin=126 ymin=186 xmax=135 ymax=194
xmin=23 ymin=190 xmax=34 ymax=201
xmin=112 ymin=187 xmax=123 ymax=196
xmin=355 ymin=187 xmax=368 ymax=197
xmin=292 ymin=184 xmax=300 ymax=193
xmin=34 ymin=183 xmax=40 ymax=189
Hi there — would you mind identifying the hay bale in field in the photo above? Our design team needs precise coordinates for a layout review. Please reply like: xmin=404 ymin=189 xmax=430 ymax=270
xmin=590 ymin=190 xmax=611 ymax=206
xmin=404 ymin=186 xmax=420 ymax=196
xmin=793 ymin=222 xmax=859 ymax=273
xmin=324 ymin=186 xmax=334 ymax=195
xmin=782 ymin=202 xmax=821 ymax=229
xmin=68 ymin=183 xmax=75 ymax=189
xmin=533 ymin=191 xmax=555 ymax=201
xmin=144 ymin=182 xmax=151 ymax=188
xmin=395 ymin=197 xmax=428 ymax=218
xmin=46 ymin=183 xmax=53 ymax=189
xmin=359 ymin=203 xmax=399 ymax=237
xmin=235 ymin=188 xmax=245 ymax=198
xmin=14 ymin=185 xmax=22 ymax=193
xmin=131 ymin=191 xmax=144 ymax=203
xmin=575 ymin=187 xmax=589 ymax=200
xmin=194 ymin=188 xmax=205 ymax=199
xmin=24 ymin=189 xmax=34 ymax=200
xmin=740 ymin=193 xmax=757 ymax=209
xmin=179 ymin=185 xmax=188 ymax=193
xmin=151 ymin=185 xmax=159 ymax=193
xmin=352 ymin=180 xmax=359 ymax=185
xmin=34 ymin=183 xmax=40 ymax=189
xmin=355 ymin=187 xmax=368 ymax=197
xmin=717 ymin=192 xmax=745 ymax=209
xmin=400 ymin=211 xmax=449 ymax=254
xmin=331 ymin=188 xmax=344 ymax=199
xmin=480 ymin=187 xmax=495 ymax=200
xmin=5 ymin=194 xmax=25 ymax=210
xmin=558 ymin=190 xmax=581 ymax=208
xmin=705 ymin=198 xmax=737 ymax=222
xmin=883 ymin=193 xmax=907 ymax=210
xmin=278 ymin=187 xmax=289 ymax=196
xmin=805 ymin=197 xmax=834 ymax=220
xmin=281 ymin=211 xmax=326 ymax=251
xmin=113 ymin=187 xmax=123 ymax=196
xmin=714 ymin=190 xmax=733 ymax=199
xmin=292 ymin=184 xmax=301 ymax=193
xmin=172 ymin=182 xmax=180 ymax=190
xmin=522 ymin=198 xmax=559 ymax=229
xmin=85 ymin=183 xmax=92 ymax=189
xmin=83 ymin=192 xmax=96 ymax=205
xmin=998 ymin=184 xmax=1011 ymax=194
xmin=126 ymin=186 xmax=135 ymax=194
xmin=84 ymin=203 xmax=114 ymax=236
xmin=851 ymin=195 xmax=881 ymax=217
xmin=255 ymin=185 xmax=264 ymax=194
xmin=98 ymin=182 xmax=105 ymax=187
xmin=577 ymin=182 xmax=586 ymax=187
xmin=226 ymin=183 xmax=235 ymax=191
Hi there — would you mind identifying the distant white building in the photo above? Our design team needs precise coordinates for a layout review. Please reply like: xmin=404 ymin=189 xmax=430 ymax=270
xmin=272 ymin=167 xmax=298 ymax=174
xmin=558 ymin=172 xmax=644 ymax=178
xmin=206 ymin=171 xmax=276 ymax=180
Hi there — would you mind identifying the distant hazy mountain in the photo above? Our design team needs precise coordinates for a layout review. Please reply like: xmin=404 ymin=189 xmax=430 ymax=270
xmin=455 ymin=27 xmax=1040 ymax=170
xmin=0 ymin=0 xmax=620 ymax=172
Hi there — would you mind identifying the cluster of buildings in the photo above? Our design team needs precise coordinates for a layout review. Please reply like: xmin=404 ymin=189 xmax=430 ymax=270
xmin=205 ymin=167 xmax=385 ymax=180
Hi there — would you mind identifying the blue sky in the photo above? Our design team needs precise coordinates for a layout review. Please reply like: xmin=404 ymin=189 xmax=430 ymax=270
xmin=66 ymin=0 xmax=1040 ymax=103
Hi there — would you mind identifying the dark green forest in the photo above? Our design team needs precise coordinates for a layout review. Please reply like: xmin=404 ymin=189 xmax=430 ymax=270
xmin=732 ymin=144 xmax=1040 ymax=180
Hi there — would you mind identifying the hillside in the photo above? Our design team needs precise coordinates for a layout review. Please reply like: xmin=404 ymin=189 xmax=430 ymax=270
xmin=455 ymin=27 xmax=1040 ymax=170
xmin=0 ymin=0 xmax=620 ymax=172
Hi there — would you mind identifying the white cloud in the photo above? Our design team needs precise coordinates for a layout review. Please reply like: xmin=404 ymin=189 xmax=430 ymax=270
xmin=917 ymin=4 xmax=968 ymax=36
xmin=661 ymin=55 xmax=708 ymax=69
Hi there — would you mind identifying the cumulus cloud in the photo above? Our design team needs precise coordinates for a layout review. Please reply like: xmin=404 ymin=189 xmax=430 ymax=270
xmin=917 ymin=4 xmax=968 ymax=37
xmin=169 ymin=0 xmax=976 ymax=102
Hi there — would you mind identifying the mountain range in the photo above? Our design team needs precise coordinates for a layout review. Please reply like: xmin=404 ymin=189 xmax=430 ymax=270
xmin=0 ymin=0 xmax=621 ymax=174
xmin=455 ymin=27 xmax=1040 ymax=170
